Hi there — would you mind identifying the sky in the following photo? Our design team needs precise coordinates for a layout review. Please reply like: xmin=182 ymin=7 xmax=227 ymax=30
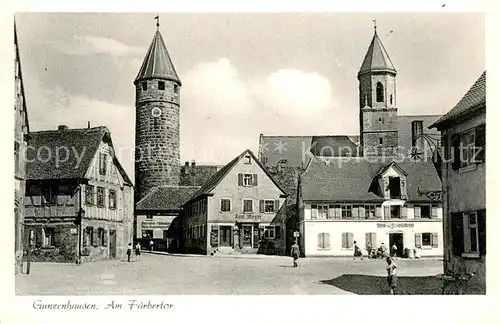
xmin=15 ymin=13 xmax=485 ymax=178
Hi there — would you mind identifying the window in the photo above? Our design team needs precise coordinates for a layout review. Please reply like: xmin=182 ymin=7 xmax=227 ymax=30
xmin=97 ymin=187 xmax=105 ymax=207
xmin=390 ymin=206 xmax=401 ymax=219
xmin=341 ymin=205 xmax=352 ymax=219
xmin=220 ymin=199 xmax=231 ymax=212
xmin=411 ymin=120 xmax=424 ymax=147
xmin=42 ymin=187 xmax=57 ymax=205
xmin=108 ymin=190 xmax=116 ymax=209
xmin=341 ymin=232 xmax=354 ymax=249
xmin=264 ymin=226 xmax=276 ymax=239
xmin=243 ymin=174 xmax=253 ymax=186
xmin=142 ymin=82 xmax=148 ymax=91
xmin=146 ymin=215 xmax=153 ymax=220
xmin=379 ymin=137 xmax=383 ymax=145
xmin=422 ymin=233 xmax=432 ymax=246
xmin=376 ymin=82 xmax=384 ymax=102
xmin=389 ymin=177 xmax=401 ymax=199
xmin=85 ymin=185 xmax=94 ymax=205
xmin=43 ymin=228 xmax=54 ymax=246
xmin=85 ymin=227 xmax=93 ymax=246
xmin=244 ymin=155 xmax=252 ymax=164
xmin=174 ymin=84 xmax=179 ymax=94
xmin=98 ymin=153 xmax=107 ymax=175
xmin=243 ymin=199 xmax=253 ymax=213
xmin=365 ymin=232 xmax=377 ymax=248
xmin=158 ymin=81 xmax=165 ymax=90
xmin=365 ymin=205 xmax=375 ymax=219
xmin=163 ymin=230 xmax=169 ymax=239
xmin=264 ymin=200 xmax=275 ymax=213
xmin=318 ymin=205 xmax=328 ymax=219
xmin=460 ymin=129 xmax=476 ymax=168
xmin=390 ymin=94 xmax=393 ymax=105
xmin=420 ymin=205 xmax=431 ymax=218
xmin=465 ymin=212 xmax=479 ymax=254
xmin=98 ymin=228 xmax=105 ymax=246
xmin=318 ymin=233 xmax=330 ymax=249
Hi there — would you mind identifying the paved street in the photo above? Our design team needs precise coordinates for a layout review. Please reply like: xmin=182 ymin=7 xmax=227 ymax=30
xmin=16 ymin=253 xmax=444 ymax=295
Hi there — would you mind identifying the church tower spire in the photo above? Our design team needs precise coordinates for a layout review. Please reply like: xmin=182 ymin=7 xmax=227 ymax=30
xmin=134 ymin=19 xmax=181 ymax=199
xmin=358 ymin=25 xmax=398 ymax=157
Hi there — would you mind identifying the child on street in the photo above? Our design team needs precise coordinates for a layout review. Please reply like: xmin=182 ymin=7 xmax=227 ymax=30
xmin=126 ymin=243 xmax=132 ymax=262
xmin=386 ymin=256 xmax=397 ymax=295
xmin=135 ymin=242 xmax=141 ymax=261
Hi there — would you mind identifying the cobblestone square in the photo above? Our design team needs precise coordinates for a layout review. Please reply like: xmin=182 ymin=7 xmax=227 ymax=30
xmin=16 ymin=253 xmax=444 ymax=295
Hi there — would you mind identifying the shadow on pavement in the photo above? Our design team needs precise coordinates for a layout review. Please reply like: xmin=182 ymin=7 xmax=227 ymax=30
xmin=319 ymin=274 xmax=442 ymax=295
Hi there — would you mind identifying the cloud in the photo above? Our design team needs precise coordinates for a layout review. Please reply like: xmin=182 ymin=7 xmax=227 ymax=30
xmin=53 ymin=35 xmax=143 ymax=57
xmin=182 ymin=58 xmax=254 ymax=116
xmin=258 ymin=70 xmax=333 ymax=117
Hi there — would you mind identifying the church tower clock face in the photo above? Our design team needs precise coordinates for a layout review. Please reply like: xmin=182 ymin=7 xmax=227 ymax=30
xmin=151 ymin=107 xmax=162 ymax=118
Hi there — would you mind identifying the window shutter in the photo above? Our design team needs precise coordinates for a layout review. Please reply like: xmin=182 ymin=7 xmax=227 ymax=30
xmin=311 ymin=205 xmax=318 ymax=219
xmin=352 ymin=207 xmax=359 ymax=219
xmin=431 ymin=206 xmax=438 ymax=218
xmin=431 ymin=233 xmax=438 ymax=248
xmin=478 ymin=209 xmax=486 ymax=255
xmin=414 ymin=206 xmax=421 ymax=218
xmin=325 ymin=233 xmax=330 ymax=249
xmin=365 ymin=233 xmax=371 ymax=247
xmin=415 ymin=233 xmax=422 ymax=248
xmin=451 ymin=213 xmax=464 ymax=256
xmin=376 ymin=206 xmax=382 ymax=219
xmin=253 ymin=174 xmax=258 ymax=186
xmin=452 ymin=135 xmax=461 ymax=170
xmin=475 ymin=124 xmax=485 ymax=164
xmin=384 ymin=206 xmax=390 ymax=218
xmin=53 ymin=227 xmax=61 ymax=246
xmin=371 ymin=233 xmax=377 ymax=247
xmin=328 ymin=206 xmax=335 ymax=219
xmin=359 ymin=206 xmax=365 ymax=219
xmin=103 ymin=229 xmax=108 ymax=246
xmin=92 ymin=228 xmax=98 ymax=247
xmin=347 ymin=233 xmax=353 ymax=248
xmin=318 ymin=233 xmax=323 ymax=249
xmin=238 ymin=173 xmax=243 ymax=186
xmin=335 ymin=206 xmax=342 ymax=219
xmin=259 ymin=200 xmax=265 ymax=213
xmin=274 ymin=199 xmax=280 ymax=212
xmin=35 ymin=227 xmax=43 ymax=247
xmin=401 ymin=206 xmax=408 ymax=219
xmin=259 ymin=225 xmax=265 ymax=240
xmin=400 ymin=179 xmax=407 ymax=200
xmin=341 ymin=233 xmax=346 ymax=248
xmin=275 ymin=226 xmax=281 ymax=239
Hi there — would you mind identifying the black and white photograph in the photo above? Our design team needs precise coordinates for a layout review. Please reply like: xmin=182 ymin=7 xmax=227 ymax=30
xmin=4 ymin=2 xmax=497 ymax=322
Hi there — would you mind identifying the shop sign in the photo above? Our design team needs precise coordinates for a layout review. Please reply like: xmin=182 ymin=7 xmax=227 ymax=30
xmin=235 ymin=214 xmax=262 ymax=222
xmin=141 ymin=220 xmax=171 ymax=229
xmin=376 ymin=223 xmax=414 ymax=229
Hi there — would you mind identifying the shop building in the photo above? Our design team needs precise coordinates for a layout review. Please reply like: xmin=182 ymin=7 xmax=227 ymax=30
xmin=182 ymin=149 xmax=288 ymax=255
xmin=24 ymin=125 xmax=134 ymax=263
xmin=298 ymin=157 xmax=443 ymax=257
xmin=429 ymin=71 xmax=486 ymax=293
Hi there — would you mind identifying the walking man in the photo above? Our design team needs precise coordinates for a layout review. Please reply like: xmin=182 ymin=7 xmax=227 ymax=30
xmin=135 ymin=242 xmax=141 ymax=261
xmin=391 ymin=243 xmax=398 ymax=258
xmin=126 ymin=243 xmax=132 ymax=262
xmin=291 ymin=241 xmax=300 ymax=268
xmin=353 ymin=240 xmax=363 ymax=260
xmin=149 ymin=239 xmax=154 ymax=252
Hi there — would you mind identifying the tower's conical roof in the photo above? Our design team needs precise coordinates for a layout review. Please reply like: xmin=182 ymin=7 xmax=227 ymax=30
xmin=358 ymin=30 xmax=396 ymax=77
xmin=135 ymin=30 xmax=181 ymax=85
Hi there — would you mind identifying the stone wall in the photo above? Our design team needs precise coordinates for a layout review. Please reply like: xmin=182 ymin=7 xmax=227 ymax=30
xmin=24 ymin=224 xmax=78 ymax=263
xmin=135 ymin=78 xmax=181 ymax=199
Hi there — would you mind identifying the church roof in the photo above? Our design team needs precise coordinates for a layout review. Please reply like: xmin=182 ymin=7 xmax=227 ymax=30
xmin=429 ymin=71 xmax=486 ymax=130
xmin=358 ymin=30 xmax=396 ymax=77
xmin=135 ymin=30 xmax=181 ymax=85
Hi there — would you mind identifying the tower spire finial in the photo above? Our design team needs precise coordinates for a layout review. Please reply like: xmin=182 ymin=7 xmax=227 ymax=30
xmin=373 ymin=19 xmax=377 ymax=33
xmin=155 ymin=15 xmax=160 ymax=31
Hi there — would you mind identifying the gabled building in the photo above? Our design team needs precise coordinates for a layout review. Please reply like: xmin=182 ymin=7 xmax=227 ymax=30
xmin=182 ymin=149 xmax=288 ymax=255
xmin=14 ymin=21 xmax=30 ymax=273
xmin=24 ymin=125 xmax=134 ymax=263
xmin=429 ymin=71 xmax=486 ymax=293
xmin=298 ymin=157 xmax=443 ymax=257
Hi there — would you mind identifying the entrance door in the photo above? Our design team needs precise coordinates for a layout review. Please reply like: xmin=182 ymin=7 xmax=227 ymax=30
xmin=241 ymin=225 xmax=253 ymax=248
xmin=219 ymin=226 xmax=232 ymax=247
xmin=389 ymin=233 xmax=404 ymax=257
xmin=109 ymin=230 xmax=117 ymax=259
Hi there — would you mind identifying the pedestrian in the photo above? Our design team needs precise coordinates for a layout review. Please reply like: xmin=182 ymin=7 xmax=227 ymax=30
xmin=135 ymin=242 xmax=141 ymax=261
xmin=353 ymin=240 xmax=363 ymax=260
xmin=386 ymin=256 xmax=397 ymax=295
xmin=126 ymin=243 xmax=132 ymax=262
xmin=290 ymin=241 xmax=300 ymax=268
xmin=149 ymin=239 xmax=154 ymax=252
xmin=391 ymin=243 xmax=398 ymax=258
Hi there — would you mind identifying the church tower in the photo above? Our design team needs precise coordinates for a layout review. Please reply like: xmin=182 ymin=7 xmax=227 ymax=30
xmin=358 ymin=25 xmax=398 ymax=157
xmin=134 ymin=20 xmax=181 ymax=200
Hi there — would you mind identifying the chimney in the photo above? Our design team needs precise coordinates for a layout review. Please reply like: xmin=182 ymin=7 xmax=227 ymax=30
xmin=184 ymin=161 xmax=189 ymax=167
xmin=191 ymin=160 xmax=196 ymax=167
xmin=58 ymin=125 xmax=68 ymax=131
xmin=88 ymin=121 xmax=91 ymax=129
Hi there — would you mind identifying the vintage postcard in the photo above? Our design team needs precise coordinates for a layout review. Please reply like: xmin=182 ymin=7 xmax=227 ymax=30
xmin=3 ymin=1 xmax=497 ymax=323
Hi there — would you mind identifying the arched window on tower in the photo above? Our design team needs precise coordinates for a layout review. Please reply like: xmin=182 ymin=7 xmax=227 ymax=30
xmin=376 ymin=82 xmax=384 ymax=103
xmin=390 ymin=94 xmax=393 ymax=105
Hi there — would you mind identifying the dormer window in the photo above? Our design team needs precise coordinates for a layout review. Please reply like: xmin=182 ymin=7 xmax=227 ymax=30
xmin=142 ymin=82 xmax=147 ymax=91
xmin=376 ymin=82 xmax=384 ymax=102
xmin=158 ymin=81 xmax=165 ymax=91
xmin=389 ymin=177 xmax=401 ymax=199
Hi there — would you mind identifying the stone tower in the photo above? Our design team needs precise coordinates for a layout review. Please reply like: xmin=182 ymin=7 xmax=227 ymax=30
xmin=134 ymin=24 xmax=181 ymax=200
xmin=358 ymin=26 xmax=398 ymax=157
